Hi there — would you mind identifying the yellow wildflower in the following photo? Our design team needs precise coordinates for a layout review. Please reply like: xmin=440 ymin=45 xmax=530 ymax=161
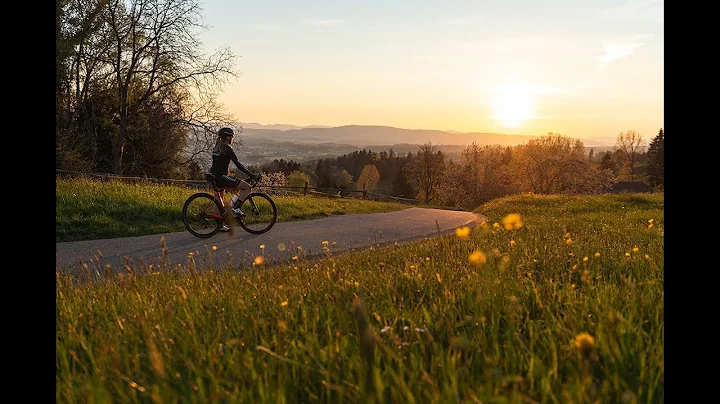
xmin=212 ymin=246 xmax=218 ymax=251
xmin=510 ymin=239 xmax=516 ymax=246
xmin=502 ymin=213 xmax=523 ymax=230
xmin=260 ymin=244 xmax=265 ymax=249
xmin=254 ymin=256 xmax=264 ymax=265
xmin=468 ymin=250 xmax=487 ymax=266
xmin=594 ymin=252 xmax=601 ymax=258
xmin=281 ymin=300 xmax=288 ymax=307
xmin=632 ymin=247 xmax=639 ymax=253
xmin=648 ymin=219 xmax=654 ymax=223
xmin=455 ymin=226 xmax=471 ymax=239
xmin=573 ymin=332 xmax=596 ymax=359
xmin=625 ymin=252 xmax=631 ymax=257
xmin=322 ymin=240 xmax=329 ymax=246
xmin=566 ymin=238 xmax=572 ymax=245
xmin=493 ymin=222 xmax=500 ymax=229
xmin=583 ymin=256 xmax=589 ymax=262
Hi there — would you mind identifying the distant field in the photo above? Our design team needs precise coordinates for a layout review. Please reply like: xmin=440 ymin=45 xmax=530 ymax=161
xmin=57 ymin=191 xmax=664 ymax=403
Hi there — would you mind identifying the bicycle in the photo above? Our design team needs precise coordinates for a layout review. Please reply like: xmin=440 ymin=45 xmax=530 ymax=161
xmin=182 ymin=173 xmax=278 ymax=238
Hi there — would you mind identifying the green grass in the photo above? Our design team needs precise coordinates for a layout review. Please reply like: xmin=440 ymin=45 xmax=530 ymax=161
xmin=56 ymin=177 xmax=412 ymax=242
xmin=56 ymin=190 xmax=664 ymax=403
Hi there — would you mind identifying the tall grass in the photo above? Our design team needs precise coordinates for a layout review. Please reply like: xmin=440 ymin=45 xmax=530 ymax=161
xmin=56 ymin=177 xmax=411 ymax=242
xmin=56 ymin=192 xmax=664 ymax=403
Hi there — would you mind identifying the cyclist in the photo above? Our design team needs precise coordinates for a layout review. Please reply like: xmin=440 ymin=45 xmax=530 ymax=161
xmin=210 ymin=127 xmax=260 ymax=229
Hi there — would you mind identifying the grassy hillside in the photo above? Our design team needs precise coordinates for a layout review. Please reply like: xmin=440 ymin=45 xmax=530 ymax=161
xmin=56 ymin=190 xmax=664 ymax=403
xmin=56 ymin=177 xmax=412 ymax=242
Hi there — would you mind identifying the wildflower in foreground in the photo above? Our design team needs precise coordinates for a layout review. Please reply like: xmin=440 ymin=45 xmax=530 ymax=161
xmin=281 ymin=300 xmax=289 ymax=307
xmin=455 ymin=226 xmax=470 ymax=239
xmin=468 ymin=250 xmax=487 ymax=266
xmin=632 ymin=247 xmax=639 ymax=253
xmin=573 ymin=332 xmax=596 ymax=359
xmin=594 ymin=252 xmax=601 ymax=257
xmin=212 ymin=246 xmax=218 ymax=251
xmin=502 ymin=213 xmax=523 ymax=230
xmin=254 ymin=256 xmax=264 ymax=265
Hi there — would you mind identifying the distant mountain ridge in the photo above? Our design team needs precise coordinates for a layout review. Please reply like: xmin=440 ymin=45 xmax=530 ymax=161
xmin=238 ymin=124 xmax=539 ymax=148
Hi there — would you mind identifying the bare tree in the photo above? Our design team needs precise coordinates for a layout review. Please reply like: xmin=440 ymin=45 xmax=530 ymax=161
xmin=404 ymin=142 xmax=446 ymax=204
xmin=615 ymin=130 xmax=646 ymax=181
xmin=511 ymin=133 xmax=587 ymax=194
xmin=97 ymin=0 xmax=239 ymax=174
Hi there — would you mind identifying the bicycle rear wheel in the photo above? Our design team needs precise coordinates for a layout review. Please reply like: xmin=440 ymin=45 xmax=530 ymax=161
xmin=182 ymin=192 xmax=224 ymax=238
xmin=237 ymin=192 xmax=277 ymax=234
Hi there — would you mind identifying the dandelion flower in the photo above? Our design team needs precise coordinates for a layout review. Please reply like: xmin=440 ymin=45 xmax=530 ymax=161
xmin=625 ymin=252 xmax=631 ymax=257
xmin=573 ymin=332 xmax=596 ymax=359
xmin=632 ymin=247 xmax=639 ymax=253
xmin=644 ymin=254 xmax=650 ymax=260
xmin=188 ymin=252 xmax=194 ymax=257
xmin=493 ymin=222 xmax=500 ymax=229
xmin=280 ymin=300 xmax=288 ymax=307
xmin=502 ymin=213 xmax=523 ymax=230
xmin=254 ymin=256 xmax=264 ymax=265
xmin=583 ymin=256 xmax=589 ymax=262
xmin=322 ymin=241 xmax=329 ymax=246
xmin=649 ymin=219 xmax=654 ymax=224
xmin=594 ymin=252 xmax=601 ymax=258
xmin=212 ymin=246 xmax=218 ymax=251
xmin=455 ymin=226 xmax=470 ymax=239
xmin=566 ymin=238 xmax=572 ymax=245
xmin=260 ymin=244 xmax=265 ymax=249
xmin=648 ymin=223 xmax=654 ymax=229
xmin=468 ymin=250 xmax=487 ymax=265
xmin=510 ymin=239 xmax=516 ymax=246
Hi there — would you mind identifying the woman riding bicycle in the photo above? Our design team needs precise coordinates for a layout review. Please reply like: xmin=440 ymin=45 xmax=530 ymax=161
xmin=210 ymin=127 xmax=261 ymax=219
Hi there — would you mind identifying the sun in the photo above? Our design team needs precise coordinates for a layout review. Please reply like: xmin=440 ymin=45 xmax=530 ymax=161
xmin=491 ymin=83 xmax=536 ymax=128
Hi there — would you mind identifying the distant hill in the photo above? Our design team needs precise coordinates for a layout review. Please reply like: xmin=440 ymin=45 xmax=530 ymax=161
xmin=238 ymin=124 xmax=545 ymax=148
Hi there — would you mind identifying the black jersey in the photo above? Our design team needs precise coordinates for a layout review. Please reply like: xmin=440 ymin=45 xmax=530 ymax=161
xmin=210 ymin=143 xmax=252 ymax=177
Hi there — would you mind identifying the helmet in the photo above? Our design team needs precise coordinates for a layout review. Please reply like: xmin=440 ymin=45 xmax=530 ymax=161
xmin=218 ymin=127 xmax=234 ymax=138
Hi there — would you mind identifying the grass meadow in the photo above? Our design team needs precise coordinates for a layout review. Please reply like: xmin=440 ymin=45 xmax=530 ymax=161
xmin=56 ymin=177 xmax=664 ymax=403
xmin=56 ymin=177 xmax=411 ymax=242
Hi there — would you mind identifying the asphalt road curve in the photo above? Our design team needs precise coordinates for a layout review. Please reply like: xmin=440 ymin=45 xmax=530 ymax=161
xmin=56 ymin=207 xmax=484 ymax=275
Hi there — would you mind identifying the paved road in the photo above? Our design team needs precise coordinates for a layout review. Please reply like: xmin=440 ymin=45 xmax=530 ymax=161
xmin=56 ymin=207 xmax=484 ymax=275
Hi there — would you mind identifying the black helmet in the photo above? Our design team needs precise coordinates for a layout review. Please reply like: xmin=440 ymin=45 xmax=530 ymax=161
xmin=218 ymin=127 xmax=234 ymax=138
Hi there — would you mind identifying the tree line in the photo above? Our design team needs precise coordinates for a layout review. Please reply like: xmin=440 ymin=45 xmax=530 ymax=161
xmin=255 ymin=129 xmax=664 ymax=210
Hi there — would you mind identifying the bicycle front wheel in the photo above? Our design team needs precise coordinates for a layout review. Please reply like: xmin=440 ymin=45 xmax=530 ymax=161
xmin=182 ymin=192 xmax=224 ymax=238
xmin=237 ymin=192 xmax=278 ymax=234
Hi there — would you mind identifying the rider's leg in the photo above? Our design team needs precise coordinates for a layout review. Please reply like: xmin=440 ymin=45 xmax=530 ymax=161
xmin=235 ymin=180 xmax=251 ymax=202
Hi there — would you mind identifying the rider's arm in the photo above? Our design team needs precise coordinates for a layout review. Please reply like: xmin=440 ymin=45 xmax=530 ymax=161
xmin=227 ymin=145 xmax=254 ymax=177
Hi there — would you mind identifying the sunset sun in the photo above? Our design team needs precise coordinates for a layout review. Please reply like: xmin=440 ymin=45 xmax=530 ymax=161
xmin=491 ymin=83 xmax=536 ymax=128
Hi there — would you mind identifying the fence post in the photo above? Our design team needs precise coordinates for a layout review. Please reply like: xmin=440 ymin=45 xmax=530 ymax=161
xmin=304 ymin=182 xmax=308 ymax=195
xmin=362 ymin=183 xmax=367 ymax=198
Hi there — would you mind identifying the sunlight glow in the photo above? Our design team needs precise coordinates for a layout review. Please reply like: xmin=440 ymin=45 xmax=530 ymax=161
xmin=491 ymin=83 xmax=536 ymax=127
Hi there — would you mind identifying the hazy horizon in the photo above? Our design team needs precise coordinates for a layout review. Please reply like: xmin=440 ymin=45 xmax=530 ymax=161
xmin=200 ymin=0 xmax=663 ymax=143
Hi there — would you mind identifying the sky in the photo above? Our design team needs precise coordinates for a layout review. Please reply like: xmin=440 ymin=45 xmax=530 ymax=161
xmin=198 ymin=0 xmax=663 ymax=144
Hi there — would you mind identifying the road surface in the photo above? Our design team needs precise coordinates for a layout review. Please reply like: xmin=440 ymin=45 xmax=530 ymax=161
xmin=56 ymin=207 xmax=484 ymax=275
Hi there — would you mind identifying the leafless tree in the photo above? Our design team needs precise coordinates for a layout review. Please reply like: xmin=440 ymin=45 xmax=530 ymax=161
xmin=615 ymin=130 xmax=646 ymax=181
xmin=511 ymin=133 xmax=587 ymax=194
xmin=91 ymin=0 xmax=239 ymax=174
xmin=404 ymin=142 xmax=446 ymax=204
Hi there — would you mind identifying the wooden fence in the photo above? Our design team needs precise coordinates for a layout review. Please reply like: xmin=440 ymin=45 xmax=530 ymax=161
xmin=56 ymin=169 xmax=419 ymax=205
